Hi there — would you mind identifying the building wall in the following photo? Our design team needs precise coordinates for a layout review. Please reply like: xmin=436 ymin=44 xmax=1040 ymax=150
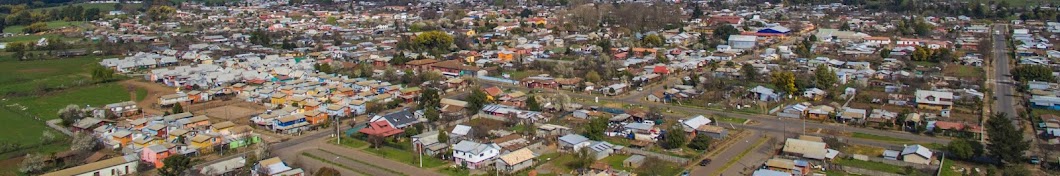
xmin=72 ymin=161 xmax=138 ymax=176
xmin=496 ymin=160 xmax=534 ymax=173
xmin=903 ymin=155 xmax=931 ymax=165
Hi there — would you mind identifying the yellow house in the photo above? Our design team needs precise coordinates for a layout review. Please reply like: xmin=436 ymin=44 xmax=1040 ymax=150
xmin=168 ymin=129 xmax=189 ymax=142
xmin=465 ymin=55 xmax=476 ymax=63
xmin=132 ymin=137 xmax=159 ymax=149
xmin=190 ymin=135 xmax=218 ymax=151
xmin=289 ymin=96 xmax=308 ymax=108
xmin=270 ymin=93 xmax=287 ymax=105
xmin=466 ymin=30 xmax=476 ymax=36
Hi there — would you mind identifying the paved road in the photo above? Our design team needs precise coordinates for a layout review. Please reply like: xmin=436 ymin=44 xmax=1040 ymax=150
xmin=692 ymin=131 xmax=768 ymax=176
xmin=992 ymin=24 xmax=1018 ymax=122
xmin=281 ymin=139 xmax=443 ymax=176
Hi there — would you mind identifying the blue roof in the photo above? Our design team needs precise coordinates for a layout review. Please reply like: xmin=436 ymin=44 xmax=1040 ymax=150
xmin=752 ymin=169 xmax=792 ymax=176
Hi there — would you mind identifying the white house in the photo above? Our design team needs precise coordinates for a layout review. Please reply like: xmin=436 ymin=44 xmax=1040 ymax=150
xmin=452 ymin=140 xmax=501 ymax=169
xmin=901 ymin=145 xmax=933 ymax=165
xmin=41 ymin=155 xmax=139 ymax=176
xmin=558 ymin=134 xmax=591 ymax=151
xmin=728 ymin=35 xmax=758 ymax=49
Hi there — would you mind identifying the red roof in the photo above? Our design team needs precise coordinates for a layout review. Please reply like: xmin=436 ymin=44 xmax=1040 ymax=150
xmin=653 ymin=65 xmax=670 ymax=74
xmin=359 ymin=121 xmax=404 ymax=137
xmin=484 ymin=86 xmax=503 ymax=96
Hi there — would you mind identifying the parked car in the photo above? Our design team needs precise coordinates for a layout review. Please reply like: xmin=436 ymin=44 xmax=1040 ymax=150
xmin=1031 ymin=156 xmax=1041 ymax=164
xmin=699 ymin=158 xmax=712 ymax=166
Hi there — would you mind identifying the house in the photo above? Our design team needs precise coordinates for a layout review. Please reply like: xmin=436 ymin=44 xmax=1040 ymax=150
xmin=901 ymin=145 xmax=933 ymax=165
xmin=623 ymin=155 xmax=646 ymax=168
xmin=495 ymin=148 xmax=536 ymax=173
xmin=369 ymin=109 xmax=424 ymax=129
xmin=1030 ymin=95 xmax=1060 ymax=110
xmin=883 ymin=150 xmax=900 ymax=160
xmin=536 ymin=124 xmax=571 ymax=137
xmin=558 ymin=134 xmax=591 ymax=151
xmin=839 ymin=107 xmax=867 ymax=122
xmin=200 ymin=157 xmax=245 ymax=176
xmin=624 ymin=122 xmax=659 ymax=141
xmin=73 ymin=118 xmax=105 ymax=132
xmin=141 ymin=144 xmax=171 ymax=168
xmin=697 ymin=125 xmax=729 ymax=139
xmin=778 ymin=104 xmax=809 ymax=118
xmin=680 ymin=115 xmax=713 ymax=135
xmin=806 ymin=105 xmax=835 ymax=120
xmin=452 ymin=140 xmax=501 ymax=169
xmin=190 ymin=135 xmax=220 ymax=151
xmin=104 ymin=101 xmax=139 ymax=117
xmin=41 ymin=155 xmax=139 ymax=176
xmin=728 ymin=35 xmax=758 ymax=49
xmin=450 ymin=124 xmax=473 ymax=144
xmin=915 ymin=90 xmax=954 ymax=110
xmin=587 ymin=141 xmax=616 ymax=160
xmin=749 ymin=86 xmax=780 ymax=101
xmin=252 ymin=157 xmax=299 ymax=176
xmin=272 ymin=115 xmax=309 ymax=134
xmin=412 ymin=131 xmax=448 ymax=156
xmin=359 ymin=120 xmax=404 ymax=138
xmin=782 ymin=138 xmax=828 ymax=160
xmin=803 ymin=88 xmax=827 ymax=100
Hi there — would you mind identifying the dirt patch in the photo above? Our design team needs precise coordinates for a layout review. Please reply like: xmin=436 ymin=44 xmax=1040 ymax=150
xmin=118 ymin=80 xmax=176 ymax=115
xmin=200 ymin=102 xmax=267 ymax=124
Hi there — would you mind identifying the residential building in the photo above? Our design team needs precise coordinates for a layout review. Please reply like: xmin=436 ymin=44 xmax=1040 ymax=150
xmin=42 ymin=155 xmax=139 ymax=176
xmin=495 ymin=148 xmax=535 ymax=173
xmin=452 ymin=140 xmax=501 ymax=169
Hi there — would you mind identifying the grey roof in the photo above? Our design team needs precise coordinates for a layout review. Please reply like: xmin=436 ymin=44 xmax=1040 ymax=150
xmin=901 ymin=145 xmax=933 ymax=158
xmin=378 ymin=109 xmax=419 ymax=128
xmin=451 ymin=125 xmax=472 ymax=136
xmin=558 ymin=134 xmax=589 ymax=145
xmin=452 ymin=140 xmax=495 ymax=155
xmin=883 ymin=150 xmax=900 ymax=158
xmin=588 ymin=141 xmax=615 ymax=152
xmin=146 ymin=144 xmax=168 ymax=153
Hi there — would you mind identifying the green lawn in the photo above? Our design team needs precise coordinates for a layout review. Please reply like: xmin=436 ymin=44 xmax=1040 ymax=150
xmin=4 ymin=21 xmax=86 ymax=34
xmin=833 ymin=158 xmax=905 ymax=174
xmin=135 ymin=88 xmax=147 ymax=102
xmin=602 ymin=154 xmax=632 ymax=171
xmin=715 ymin=115 xmax=748 ymax=124
xmin=315 ymin=149 xmax=408 ymax=176
xmin=945 ymin=65 xmax=984 ymax=79
xmin=0 ymin=55 xmax=110 ymax=95
xmin=1 ymin=34 xmax=64 ymax=43
xmin=332 ymin=137 xmax=369 ymax=149
xmin=300 ymin=152 xmax=371 ymax=175
xmin=362 ymin=144 xmax=448 ymax=168
xmin=9 ymin=83 xmax=132 ymax=120
xmin=851 ymin=132 xmax=912 ymax=143
xmin=939 ymin=159 xmax=961 ymax=176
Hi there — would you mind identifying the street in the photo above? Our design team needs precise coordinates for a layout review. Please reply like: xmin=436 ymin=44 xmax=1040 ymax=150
xmin=992 ymin=24 xmax=1018 ymax=122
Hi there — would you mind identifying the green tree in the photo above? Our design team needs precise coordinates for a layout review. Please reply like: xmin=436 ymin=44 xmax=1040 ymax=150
xmin=641 ymin=34 xmax=664 ymax=47
xmin=771 ymin=71 xmax=797 ymax=94
xmin=688 ymin=134 xmax=712 ymax=151
xmin=569 ymin=148 xmax=594 ymax=174
xmin=714 ymin=24 xmax=740 ymax=40
xmin=947 ymin=139 xmax=976 ymax=160
xmin=417 ymin=88 xmax=440 ymax=110
xmin=880 ymin=48 xmax=892 ymax=58
xmin=171 ymin=103 xmax=184 ymax=114
xmin=5 ymin=42 xmax=25 ymax=60
xmin=146 ymin=5 xmax=176 ymax=21
xmin=525 ymin=94 xmax=541 ymax=111
xmin=660 ymin=124 xmax=687 ymax=149
xmin=466 ymin=88 xmax=491 ymax=114
xmin=1011 ymin=65 xmax=1055 ymax=82
xmin=424 ymin=107 xmax=439 ymax=122
xmin=985 ymin=113 xmax=1029 ymax=166
xmin=691 ymin=5 xmax=703 ymax=19
xmin=519 ymin=8 xmax=533 ymax=18
xmin=438 ymin=131 xmax=449 ymax=144
xmin=741 ymin=63 xmax=757 ymax=80
xmin=325 ymin=16 xmax=338 ymax=25
xmin=411 ymin=31 xmax=454 ymax=52
xmin=839 ymin=23 xmax=851 ymax=31
xmin=583 ymin=117 xmax=608 ymax=140
xmin=814 ymin=64 xmax=838 ymax=89
xmin=158 ymin=154 xmax=191 ymax=176
xmin=585 ymin=70 xmax=602 ymax=83
xmin=22 ymin=22 xmax=47 ymax=33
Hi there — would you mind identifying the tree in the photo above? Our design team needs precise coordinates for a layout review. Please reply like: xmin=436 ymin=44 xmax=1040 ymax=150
xmin=22 ymin=22 xmax=47 ymax=33
xmin=410 ymin=31 xmax=454 ymax=52
xmin=880 ymin=48 xmax=892 ymax=58
xmin=772 ymin=71 xmax=798 ymax=94
xmin=519 ymin=8 xmax=533 ymax=18
xmin=688 ymin=134 xmax=712 ymax=151
xmin=947 ymin=139 xmax=976 ymax=160
xmin=839 ymin=23 xmax=851 ymax=31
xmin=525 ymin=94 xmax=541 ymax=111
xmin=585 ymin=70 xmax=602 ymax=83
xmin=438 ymin=131 xmax=449 ymax=144
xmin=5 ymin=42 xmax=26 ymax=60
xmin=171 ymin=103 xmax=184 ymax=114
xmin=158 ymin=154 xmax=191 ymax=176
xmin=569 ymin=148 xmax=594 ymax=174
xmin=714 ymin=24 xmax=740 ymax=40
xmin=91 ymin=64 xmax=115 ymax=82
xmin=691 ymin=5 xmax=703 ymax=19
xmin=741 ymin=63 xmax=757 ymax=80
xmin=18 ymin=153 xmax=46 ymax=174
xmin=424 ymin=107 xmax=439 ymax=122
xmin=641 ymin=34 xmax=664 ymax=47
xmin=70 ymin=133 xmax=98 ymax=153
xmin=583 ymin=117 xmax=608 ymax=140
xmin=466 ymin=88 xmax=491 ymax=114
xmin=417 ymin=88 xmax=440 ymax=110
xmin=1011 ymin=65 xmax=1055 ymax=82
xmin=660 ymin=124 xmax=687 ymax=149
xmin=814 ymin=64 xmax=838 ymax=89
xmin=985 ymin=113 xmax=1029 ymax=166
xmin=314 ymin=167 xmax=340 ymax=176
xmin=57 ymin=104 xmax=83 ymax=126
xmin=146 ymin=5 xmax=176 ymax=21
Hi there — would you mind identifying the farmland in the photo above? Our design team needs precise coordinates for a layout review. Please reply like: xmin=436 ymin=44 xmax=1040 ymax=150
xmin=2 ymin=21 xmax=86 ymax=34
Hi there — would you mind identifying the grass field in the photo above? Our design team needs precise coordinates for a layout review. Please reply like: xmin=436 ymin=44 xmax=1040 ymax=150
xmin=1 ymin=34 xmax=63 ymax=43
xmin=833 ymin=158 xmax=905 ymax=174
xmin=852 ymin=132 xmax=912 ymax=143
xmin=602 ymin=154 xmax=632 ymax=171
xmin=3 ymin=20 xmax=85 ymax=34
xmin=0 ymin=55 xmax=107 ymax=96
xmin=362 ymin=144 xmax=448 ymax=168
xmin=944 ymin=65 xmax=984 ymax=79
xmin=9 ymin=83 xmax=132 ymax=120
